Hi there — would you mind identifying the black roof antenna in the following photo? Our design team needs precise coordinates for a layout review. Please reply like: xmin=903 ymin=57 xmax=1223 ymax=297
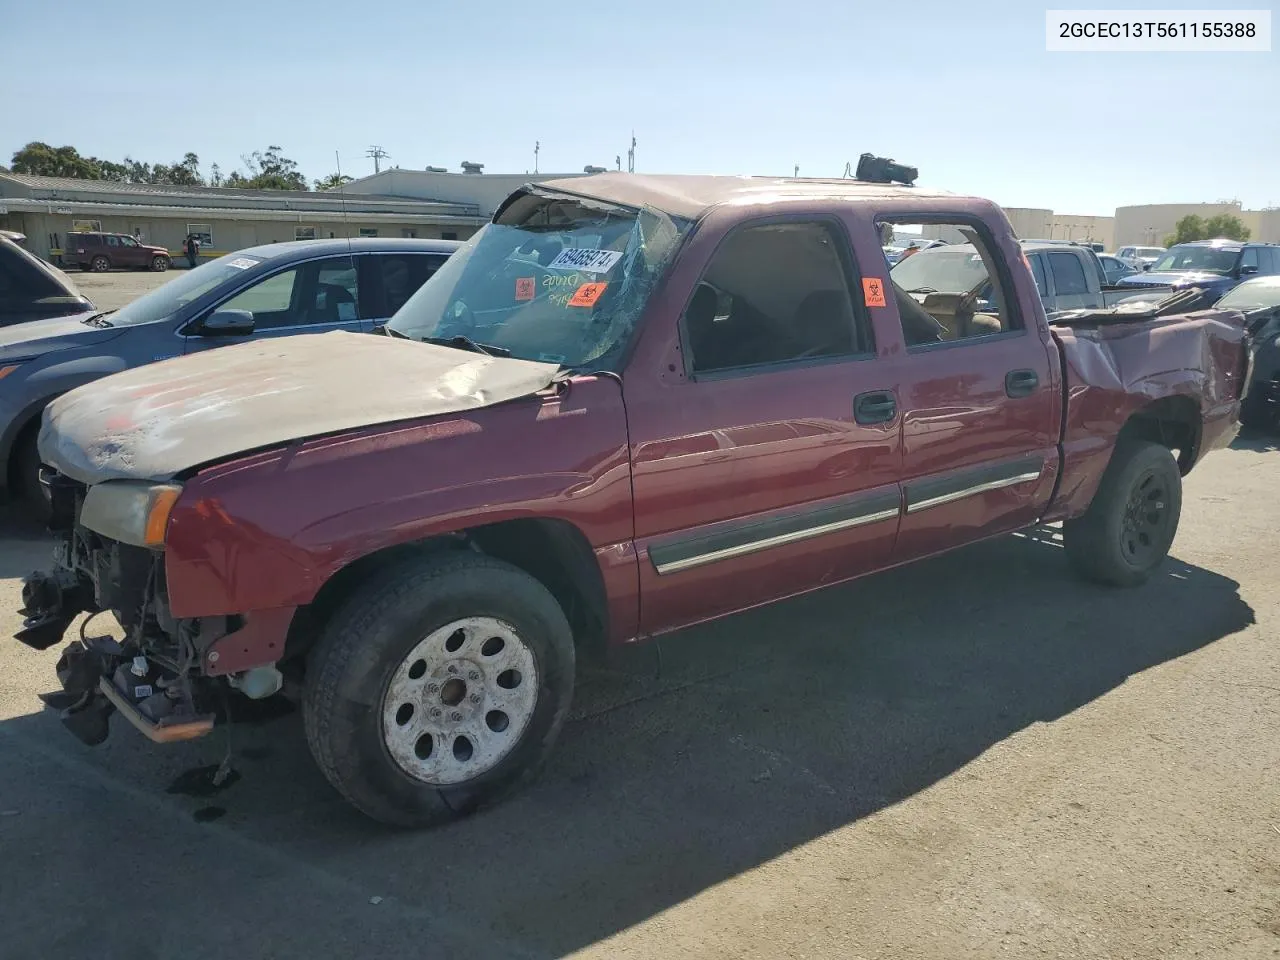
xmin=335 ymin=150 xmax=354 ymax=255
xmin=852 ymin=153 xmax=918 ymax=186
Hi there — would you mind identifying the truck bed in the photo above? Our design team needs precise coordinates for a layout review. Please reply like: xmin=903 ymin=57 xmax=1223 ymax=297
xmin=1043 ymin=304 xmax=1249 ymax=522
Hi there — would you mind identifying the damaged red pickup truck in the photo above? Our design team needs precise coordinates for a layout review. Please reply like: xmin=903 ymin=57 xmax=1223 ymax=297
xmin=18 ymin=172 xmax=1249 ymax=826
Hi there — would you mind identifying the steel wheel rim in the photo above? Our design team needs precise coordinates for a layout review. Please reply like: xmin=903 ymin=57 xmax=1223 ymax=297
xmin=382 ymin=616 xmax=539 ymax=786
xmin=1120 ymin=469 xmax=1169 ymax=565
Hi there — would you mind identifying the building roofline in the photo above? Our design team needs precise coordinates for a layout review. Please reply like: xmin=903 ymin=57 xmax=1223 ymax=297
xmin=0 ymin=196 xmax=485 ymax=226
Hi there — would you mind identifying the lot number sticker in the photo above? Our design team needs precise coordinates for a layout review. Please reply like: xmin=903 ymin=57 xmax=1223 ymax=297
xmin=568 ymin=282 xmax=608 ymax=307
xmin=862 ymin=277 xmax=887 ymax=307
xmin=226 ymin=257 xmax=258 ymax=270
xmin=548 ymin=248 xmax=624 ymax=274
xmin=515 ymin=276 xmax=536 ymax=301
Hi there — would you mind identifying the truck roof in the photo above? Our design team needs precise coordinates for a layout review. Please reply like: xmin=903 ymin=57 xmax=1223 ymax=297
xmin=535 ymin=172 xmax=961 ymax=220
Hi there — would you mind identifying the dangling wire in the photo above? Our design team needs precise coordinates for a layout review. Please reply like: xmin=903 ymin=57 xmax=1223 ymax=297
xmin=79 ymin=610 xmax=108 ymax=643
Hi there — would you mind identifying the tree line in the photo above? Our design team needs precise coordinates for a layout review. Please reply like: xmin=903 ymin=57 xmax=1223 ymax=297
xmin=7 ymin=141 xmax=353 ymax=192
xmin=1164 ymin=213 xmax=1251 ymax=246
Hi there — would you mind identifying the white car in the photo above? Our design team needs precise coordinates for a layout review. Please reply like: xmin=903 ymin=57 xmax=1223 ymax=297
xmin=1115 ymin=245 xmax=1166 ymax=270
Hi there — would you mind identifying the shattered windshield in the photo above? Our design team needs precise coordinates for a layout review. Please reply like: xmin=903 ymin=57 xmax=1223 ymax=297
xmin=1151 ymin=245 xmax=1239 ymax=275
xmin=387 ymin=191 xmax=689 ymax=370
xmin=108 ymin=253 xmax=266 ymax=326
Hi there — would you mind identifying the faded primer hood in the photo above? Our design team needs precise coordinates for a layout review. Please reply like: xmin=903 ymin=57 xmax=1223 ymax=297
xmin=39 ymin=332 xmax=562 ymax=485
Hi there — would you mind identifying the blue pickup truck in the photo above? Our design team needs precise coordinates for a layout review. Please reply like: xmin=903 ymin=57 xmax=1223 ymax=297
xmin=1114 ymin=239 xmax=1280 ymax=302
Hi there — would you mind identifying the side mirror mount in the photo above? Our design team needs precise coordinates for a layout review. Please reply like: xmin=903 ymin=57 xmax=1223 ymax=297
xmin=1239 ymin=263 xmax=1260 ymax=276
xmin=200 ymin=309 xmax=255 ymax=336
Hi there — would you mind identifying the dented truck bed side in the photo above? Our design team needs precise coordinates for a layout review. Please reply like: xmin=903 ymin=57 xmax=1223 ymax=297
xmin=1045 ymin=307 xmax=1248 ymax=522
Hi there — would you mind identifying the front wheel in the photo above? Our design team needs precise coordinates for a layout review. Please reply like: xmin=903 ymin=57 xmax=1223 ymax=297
xmin=303 ymin=552 xmax=575 ymax=827
xmin=1063 ymin=440 xmax=1182 ymax=587
xmin=150 ymin=254 xmax=170 ymax=272
xmin=16 ymin=429 xmax=51 ymax=526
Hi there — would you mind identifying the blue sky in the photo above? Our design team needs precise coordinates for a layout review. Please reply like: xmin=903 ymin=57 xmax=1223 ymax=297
xmin=2 ymin=0 xmax=1275 ymax=214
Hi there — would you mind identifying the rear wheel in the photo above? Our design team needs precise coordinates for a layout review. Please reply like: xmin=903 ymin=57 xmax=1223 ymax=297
xmin=90 ymin=256 xmax=110 ymax=273
xmin=1064 ymin=440 xmax=1182 ymax=587
xmin=303 ymin=551 xmax=575 ymax=827
xmin=150 ymin=254 xmax=170 ymax=272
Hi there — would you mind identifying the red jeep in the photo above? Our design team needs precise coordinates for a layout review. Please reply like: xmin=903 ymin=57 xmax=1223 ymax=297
xmin=19 ymin=171 xmax=1249 ymax=826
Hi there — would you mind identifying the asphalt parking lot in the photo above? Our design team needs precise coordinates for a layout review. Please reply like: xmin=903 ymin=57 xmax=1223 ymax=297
xmin=68 ymin=266 xmax=179 ymax=311
xmin=1 ymin=268 xmax=1278 ymax=958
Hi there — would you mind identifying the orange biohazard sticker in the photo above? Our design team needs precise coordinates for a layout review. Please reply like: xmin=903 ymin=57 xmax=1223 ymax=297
xmin=862 ymin=276 xmax=887 ymax=307
xmin=515 ymin=277 xmax=536 ymax=301
xmin=568 ymin=281 xmax=608 ymax=307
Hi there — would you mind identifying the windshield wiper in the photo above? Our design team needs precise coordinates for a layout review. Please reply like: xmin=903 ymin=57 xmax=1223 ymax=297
xmin=80 ymin=310 xmax=117 ymax=327
xmin=382 ymin=325 xmax=409 ymax=339
xmin=905 ymin=286 xmax=937 ymax=294
xmin=422 ymin=335 xmax=511 ymax=358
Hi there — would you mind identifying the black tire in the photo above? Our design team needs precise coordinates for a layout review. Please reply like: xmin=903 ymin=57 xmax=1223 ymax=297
xmin=1063 ymin=439 xmax=1182 ymax=587
xmin=150 ymin=254 xmax=169 ymax=272
xmin=1239 ymin=390 xmax=1271 ymax=431
xmin=303 ymin=551 xmax=575 ymax=828
xmin=16 ymin=428 xmax=51 ymax=527
xmin=90 ymin=256 xmax=110 ymax=273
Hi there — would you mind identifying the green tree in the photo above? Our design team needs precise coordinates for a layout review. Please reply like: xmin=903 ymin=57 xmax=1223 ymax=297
xmin=1164 ymin=213 xmax=1251 ymax=246
xmin=10 ymin=141 xmax=103 ymax=179
xmin=314 ymin=172 xmax=353 ymax=191
xmin=230 ymin=146 xmax=308 ymax=190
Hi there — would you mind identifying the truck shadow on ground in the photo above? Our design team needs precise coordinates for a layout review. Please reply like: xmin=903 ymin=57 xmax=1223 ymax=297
xmin=0 ymin=530 xmax=1255 ymax=959
xmin=1232 ymin=427 xmax=1279 ymax=453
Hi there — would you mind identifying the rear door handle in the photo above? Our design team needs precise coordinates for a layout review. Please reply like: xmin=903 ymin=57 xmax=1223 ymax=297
xmin=1005 ymin=369 xmax=1039 ymax=398
xmin=854 ymin=390 xmax=897 ymax=425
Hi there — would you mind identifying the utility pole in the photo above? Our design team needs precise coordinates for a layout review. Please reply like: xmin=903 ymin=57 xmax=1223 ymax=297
xmin=627 ymin=132 xmax=636 ymax=173
xmin=534 ymin=141 xmax=540 ymax=175
xmin=366 ymin=145 xmax=390 ymax=174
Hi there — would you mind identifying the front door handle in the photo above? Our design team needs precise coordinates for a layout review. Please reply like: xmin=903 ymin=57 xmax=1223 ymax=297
xmin=1005 ymin=369 xmax=1039 ymax=398
xmin=854 ymin=390 xmax=897 ymax=425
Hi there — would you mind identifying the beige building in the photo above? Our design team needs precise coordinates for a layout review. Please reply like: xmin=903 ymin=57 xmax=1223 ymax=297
xmin=340 ymin=167 xmax=593 ymax=218
xmin=925 ymin=207 xmax=1114 ymax=249
xmin=0 ymin=172 xmax=489 ymax=264
xmin=1113 ymin=202 xmax=1280 ymax=247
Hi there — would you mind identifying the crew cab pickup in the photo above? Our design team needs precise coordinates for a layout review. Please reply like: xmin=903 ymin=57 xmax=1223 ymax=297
xmin=17 ymin=174 xmax=1249 ymax=827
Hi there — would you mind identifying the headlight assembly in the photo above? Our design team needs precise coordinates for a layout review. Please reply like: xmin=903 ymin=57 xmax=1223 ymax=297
xmin=80 ymin=481 xmax=182 ymax=548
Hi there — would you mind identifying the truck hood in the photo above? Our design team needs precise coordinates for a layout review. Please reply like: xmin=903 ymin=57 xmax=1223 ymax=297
xmin=1117 ymin=271 xmax=1232 ymax=288
xmin=39 ymin=331 xmax=562 ymax=485
xmin=0 ymin=312 xmax=125 ymax=361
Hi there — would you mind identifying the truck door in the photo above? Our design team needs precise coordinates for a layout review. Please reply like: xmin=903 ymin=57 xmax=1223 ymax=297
xmin=877 ymin=213 xmax=1061 ymax=562
xmin=624 ymin=212 xmax=903 ymax=637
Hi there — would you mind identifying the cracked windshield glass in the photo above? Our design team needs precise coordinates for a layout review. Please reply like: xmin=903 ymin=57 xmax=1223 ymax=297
xmin=387 ymin=191 xmax=687 ymax=369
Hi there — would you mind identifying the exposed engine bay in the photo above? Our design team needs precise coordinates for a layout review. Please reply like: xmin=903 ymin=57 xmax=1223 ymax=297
xmin=15 ymin=469 xmax=260 ymax=747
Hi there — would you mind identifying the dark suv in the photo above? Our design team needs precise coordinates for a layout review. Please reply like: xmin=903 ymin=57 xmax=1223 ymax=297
xmin=0 ymin=233 xmax=94 ymax=327
xmin=62 ymin=232 xmax=172 ymax=273
xmin=1115 ymin=239 xmax=1280 ymax=301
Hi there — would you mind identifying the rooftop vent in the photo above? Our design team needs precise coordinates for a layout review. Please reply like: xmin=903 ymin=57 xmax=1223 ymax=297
xmin=460 ymin=161 xmax=484 ymax=175
xmin=583 ymin=165 xmax=607 ymax=174
xmin=425 ymin=166 xmax=447 ymax=173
